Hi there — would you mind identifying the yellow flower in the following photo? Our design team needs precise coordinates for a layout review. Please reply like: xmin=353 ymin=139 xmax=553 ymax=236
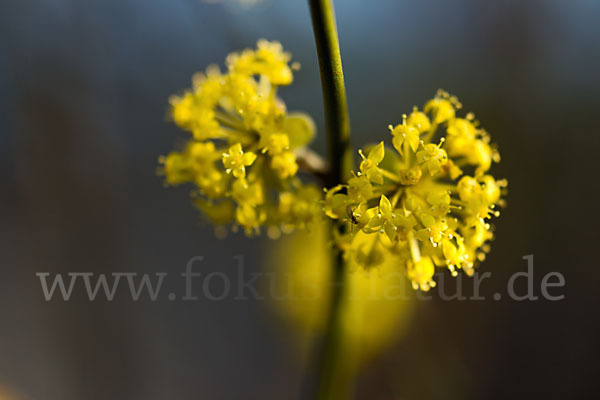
xmin=162 ymin=151 xmax=192 ymax=185
xmin=196 ymin=168 xmax=229 ymax=199
xmin=261 ymin=132 xmax=290 ymax=155
xmin=359 ymin=141 xmax=385 ymax=184
xmin=398 ymin=166 xmax=423 ymax=186
xmin=407 ymin=257 xmax=436 ymax=291
xmin=415 ymin=213 xmax=448 ymax=244
xmin=278 ymin=185 xmax=322 ymax=230
xmin=447 ymin=117 xmax=476 ymax=139
xmin=236 ymin=204 xmax=266 ymax=234
xmin=441 ymin=236 xmax=467 ymax=276
xmin=222 ymin=143 xmax=257 ymax=179
xmin=170 ymin=92 xmax=221 ymax=140
xmin=231 ymin=178 xmax=264 ymax=206
xmin=270 ymin=151 xmax=298 ymax=179
xmin=349 ymin=202 xmax=377 ymax=229
xmin=227 ymin=39 xmax=293 ymax=86
xmin=445 ymin=117 xmax=497 ymax=175
xmin=406 ymin=107 xmax=431 ymax=133
xmin=416 ymin=142 xmax=448 ymax=176
xmin=324 ymin=91 xmax=506 ymax=290
xmin=322 ymin=185 xmax=340 ymax=218
xmin=390 ymin=117 xmax=420 ymax=154
xmin=194 ymin=199 xmax=235 ymax=226
xmin=160 ymin=40 xmax=322 ymax=236
xmin=347 ymin=174 xmax=373 ymax=204
xmin=364 ymin=195 xmax=400 ymax=241
xmin=188 ymin=141 xmax=221 ymax=172
xmin=424 ymin=93 xmax=456 ymax=124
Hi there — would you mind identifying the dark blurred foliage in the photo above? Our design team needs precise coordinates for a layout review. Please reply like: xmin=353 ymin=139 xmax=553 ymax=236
xmin=1 ymin=0 xmax=599 ymax=399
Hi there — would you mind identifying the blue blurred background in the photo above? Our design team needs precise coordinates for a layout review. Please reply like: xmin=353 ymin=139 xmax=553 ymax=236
xmin=1 ymin=0 xmax=599 ymax=399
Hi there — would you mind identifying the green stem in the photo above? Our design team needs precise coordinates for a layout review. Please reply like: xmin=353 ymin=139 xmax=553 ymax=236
xmin=308 ymin=0 xmax=353 ymax=399
xmin=313 ymin=251 xmax=353 ymax=400
xmin=309 ymin=0 xmax=352 ymax=186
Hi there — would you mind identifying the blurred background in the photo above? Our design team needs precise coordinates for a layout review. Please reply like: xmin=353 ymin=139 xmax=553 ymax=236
xmin=1 ymin=0 xmax=599 ymax=399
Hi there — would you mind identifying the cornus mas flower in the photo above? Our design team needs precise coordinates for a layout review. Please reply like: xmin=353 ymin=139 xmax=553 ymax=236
xmin=325 ymin=91 xmax=507 ymax=291
xmin=158 ymin=41 xmax=506 ymax=291
xmin=159 ymin=40 xmax=322 ymax=235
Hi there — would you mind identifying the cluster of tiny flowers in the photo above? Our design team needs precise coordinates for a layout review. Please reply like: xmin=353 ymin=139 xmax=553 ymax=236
xmin=159 ymin=40 xmax=322 ymax=236
xmin=324 ymin=91 xmax=507 ymax=290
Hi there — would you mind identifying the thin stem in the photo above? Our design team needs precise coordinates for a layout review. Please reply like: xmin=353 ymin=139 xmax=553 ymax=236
xmin=381 ymin=169 xmax=402 ymax=183
xmin=309 ymin=0 xmax=352 ymax=186
xmin=307 ymin=0 xmax=353 ymax=399
xmin=423 ymin=121 xmax=439 ymax=144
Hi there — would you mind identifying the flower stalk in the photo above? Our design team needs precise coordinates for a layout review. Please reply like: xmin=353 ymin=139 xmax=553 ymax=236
xmin=308 ymin=0 xmax=353 ymax=398
xmin=309 ymin=0 xmax=352 ymax=186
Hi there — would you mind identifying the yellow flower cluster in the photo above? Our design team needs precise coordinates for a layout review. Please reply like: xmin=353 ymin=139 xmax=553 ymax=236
xmin=158 ymin=40 xmax=506 ymax=291
xmin=159 ymin=40 xmax=322 ymax=235
xmin=325 ymin=91 xmax=507 ymax=290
